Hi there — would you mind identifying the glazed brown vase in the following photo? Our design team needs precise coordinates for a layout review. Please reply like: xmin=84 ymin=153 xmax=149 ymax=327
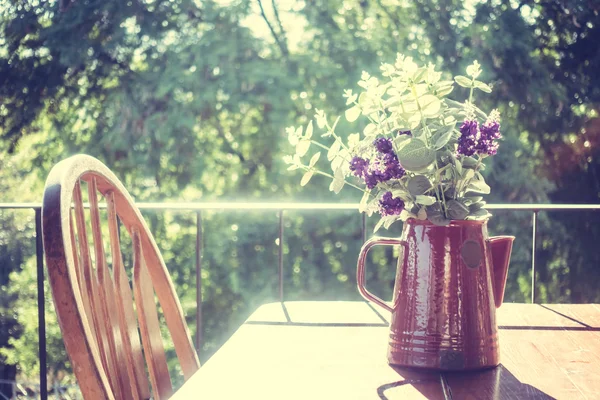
xmin=357 ymin=218 xmax=514 ymax=371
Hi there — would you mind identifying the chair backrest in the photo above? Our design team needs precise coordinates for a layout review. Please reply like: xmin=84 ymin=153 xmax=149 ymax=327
xmin=42 ymin=155 xmax=200 ymax=400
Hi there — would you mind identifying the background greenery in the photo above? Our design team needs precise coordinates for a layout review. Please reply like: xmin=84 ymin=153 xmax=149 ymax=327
xmin=1 ymin=0 xmax=599 ymax=395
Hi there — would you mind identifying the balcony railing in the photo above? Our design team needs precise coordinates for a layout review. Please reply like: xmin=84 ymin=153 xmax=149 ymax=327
xmin=1 ymin=202 xmax=599 ymax=400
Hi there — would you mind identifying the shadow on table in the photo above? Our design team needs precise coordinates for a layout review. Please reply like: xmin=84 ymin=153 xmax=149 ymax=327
xmin=376 ymin=367 xmax=442 ymax=399
xmin=377 ymin=364 xmax=556 ymax=400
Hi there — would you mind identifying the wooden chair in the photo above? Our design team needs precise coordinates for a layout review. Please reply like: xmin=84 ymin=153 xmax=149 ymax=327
xmin=42 ymin=155 xmax=200 ymax=399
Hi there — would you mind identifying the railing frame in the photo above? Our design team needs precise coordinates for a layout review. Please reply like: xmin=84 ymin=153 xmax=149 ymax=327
xmin=1 ymin=202 xmax=599 ymax=399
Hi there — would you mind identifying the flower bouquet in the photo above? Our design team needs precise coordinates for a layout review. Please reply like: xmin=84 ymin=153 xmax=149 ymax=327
xmin=284 ymin=55 xmax=502 ymax=231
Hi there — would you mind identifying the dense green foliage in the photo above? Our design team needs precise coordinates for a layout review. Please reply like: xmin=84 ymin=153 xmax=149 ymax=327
xmin=1 ymin=0 xmax=599 ymax=394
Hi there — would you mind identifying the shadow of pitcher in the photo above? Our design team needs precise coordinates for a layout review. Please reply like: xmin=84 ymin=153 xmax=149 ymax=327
xmin=377 ymin=364 xmax=556 ymax=400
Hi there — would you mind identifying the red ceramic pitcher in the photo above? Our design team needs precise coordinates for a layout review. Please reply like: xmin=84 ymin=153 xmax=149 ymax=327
xmin=357 ymin=218 xmax=514 ymax=371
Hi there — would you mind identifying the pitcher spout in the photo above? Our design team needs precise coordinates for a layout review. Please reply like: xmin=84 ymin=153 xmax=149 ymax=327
xmin=488 ymin=236 xmax=515 ymax=308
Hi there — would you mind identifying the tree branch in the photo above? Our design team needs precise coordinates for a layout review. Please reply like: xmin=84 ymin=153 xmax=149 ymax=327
xmin=213 ymin=118 xmax=246 ymax=163
xmin=270 ymin=0 xmax=288 ymax=48
xmin=257 ymin=0 xmax=289 ymax=58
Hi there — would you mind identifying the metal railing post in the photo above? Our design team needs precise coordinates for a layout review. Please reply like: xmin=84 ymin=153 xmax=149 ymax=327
xmin=278 ymin=210 xmax=284 ymax=302
xmin=195 ymin=211 xmax=203 ymax=354
xmin=35 ymin=208 xmax=47 ymax=400
xmin=531 ymin=210 xmax=538 ymax=304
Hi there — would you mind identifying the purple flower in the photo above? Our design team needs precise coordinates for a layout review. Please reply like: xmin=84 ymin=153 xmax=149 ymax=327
xmin=349 ymin=140 xmax=406 ymax=189
xmin=398 ymin=130 xmax=412 ymax=136
xmin=379 ymin=192 xmax=405 ymax=216
xmin=457 ymin=120 xmax=480 ymax=156
xmin=481 ymin=121 xmax=501 ymax=140
xmin=476 ymin=121 xmax=502 ymax=156
xmin=382 ymin=153 xmax=405 ymax=179
xmin=350 ymin=156 xmax=369 ymax=178
xmin=374 ymin=137 xmax=394 ymax=154
xmin=364 ymin=153 xmax=406 ymax=188
xmin=364 ymin=173 xmax=380 ymax=189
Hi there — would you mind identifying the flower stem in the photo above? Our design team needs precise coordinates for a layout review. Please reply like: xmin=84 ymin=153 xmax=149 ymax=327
xmin=302 ymin=167 xmax=373 ymax=197
xmin=410 ymin=80 xmax=448 ymax=217
xmin=310 ymin=140 xmax=351 ymax=163
xmin=311 ymin=140 xmax=330 ymax=152
xmin=468 ymin=77 xmax=475 ymax=107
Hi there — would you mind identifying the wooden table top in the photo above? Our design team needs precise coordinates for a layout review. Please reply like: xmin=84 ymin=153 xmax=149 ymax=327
xmin=172 ymin=302 xmax=600 ymax=400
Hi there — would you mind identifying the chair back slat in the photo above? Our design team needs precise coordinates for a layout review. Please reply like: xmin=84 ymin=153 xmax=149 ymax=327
xmin=42 ymin=155 xmax=200 ymax=400
xmin=68 ymin=211 xmax=86 ymax=315
xmin=87 ymin=177 xmax=130 ymax=399
xmin=72 ymin=181 xmax=112 ymax=378
xmin=133 ymin=230 xmax=173 ymax=399
xmin=135 ymin=227 xmax=200 ymax=381
xmin=106 ymin=191 xmax=151 ymax=400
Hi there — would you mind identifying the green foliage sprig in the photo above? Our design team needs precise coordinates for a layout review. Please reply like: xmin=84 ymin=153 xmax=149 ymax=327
xmin=284 ymin=55 xmax=503 ymax=231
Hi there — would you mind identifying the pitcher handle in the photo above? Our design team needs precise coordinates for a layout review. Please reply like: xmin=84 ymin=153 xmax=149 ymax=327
xmin=357 ymin=237 xmax=408 ymax=313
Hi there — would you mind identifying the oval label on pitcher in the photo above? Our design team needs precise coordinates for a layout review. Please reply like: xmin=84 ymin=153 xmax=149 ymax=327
xmin=461 ymin=239 xmax=482 ymax=269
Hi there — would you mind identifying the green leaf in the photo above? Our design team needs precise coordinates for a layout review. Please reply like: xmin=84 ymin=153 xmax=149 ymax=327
xmin=408 ymin=114 xmax=421 ymax=129
xmin=453 ymin=157 xmax=463 ymax=176
xmin=407 ymin=175 xmax=433 ymax=196
xmin=345 ymin=106 xmax=361 ymax=122
xmin=397 ymin=139 xmax=436 ymax=172
xmin=447 ymin=199 xmax=469 ymax=220
xmin=473 ymin=106 xmax=488 ymax=120
xmin=464 ymin=195 xmax=483 ymax=204
xmin=329 ymin=167 xmax=345 ymax=194
xmin=373 ymin=217 xmax=387 ymax=232
xmin=467 ymin=179 xmax=491 ymax=194
xmin=444 ymin=116 xmax=457 ymax=125
xmin=288 ymin=126 xmax=301 ymax=145
xmin=331 ymin=148 xmax=348 ymax=171
xmin=426 ymin=204 xmax=450 ymax=226
xmin=391 ymin=188 xmax=410 ymax=200
xmin=300 ymin=170 xmax=314 ymax=186
xmin=305 ymin=120 xmax=314 ymax=139
xmin=309 ymin=152 xmax=321 ymax=167
xmin=466 ymin=61 xmax=482 ymax=79
xmin=469 ymin=201 xmax=487 ymax=211
xmin=327 ymin=140 xmax=340 ymax=161
xmin=413 ymin=67 xmax=427 ymax=83
xmin=462 ymin=169 xmax=475 ymax=181
xmin=345 ymin=93 xmax=357 ymax=105
xmin=358 ymin=92 xmax=369 ymax=106
xmin=384 ymin=215 xmax=401 ymax=229
xmin=415 ymin=195 xmax=436 ymax=205
xmin=470 ymin=208 xmax=491 ymax=218
xmin=454 ymin=75 xmax=473 ymax=88
xmin=296 ymin=140 xmax=310 ymax=157
xmin=374 ymin=215 xmax=401 ymax=232
xmin=419 ymin=95 xmax=441 ymax=117
xmin=358 ymin=190 xmax=370 ymax=212
xmin=432 ymin=125 xmax=455 ymax=149
xmin=462 ymin=156 xmax=478 ymax=169
xmin=435 ymin=85 xmax=454 ymax=97
xmin=394 ymin=134 xmax=411 ymax=150
xmin=363 ymin=123 xmax=378 ymax=137
xmin=474 ymin=80 xmax=492 ymax=93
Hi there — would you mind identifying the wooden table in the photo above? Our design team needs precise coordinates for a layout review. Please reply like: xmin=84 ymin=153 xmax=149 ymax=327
xmin=173 ymin=302 xmax=600 ymax=399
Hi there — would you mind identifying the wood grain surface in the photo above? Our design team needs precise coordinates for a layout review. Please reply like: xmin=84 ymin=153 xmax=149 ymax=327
xmin=173 ymin=302 xmax=600 ymax=400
